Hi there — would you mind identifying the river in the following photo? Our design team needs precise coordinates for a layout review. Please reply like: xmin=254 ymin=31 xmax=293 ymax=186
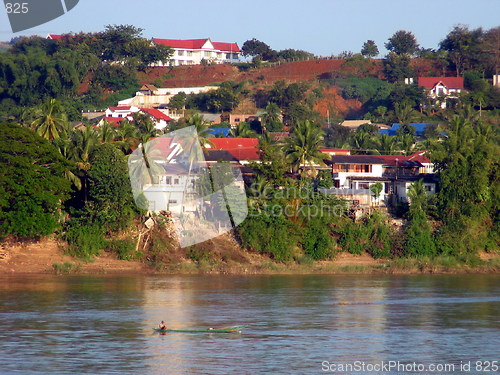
xmin=0 ymin=274 xmax=498 ymax=374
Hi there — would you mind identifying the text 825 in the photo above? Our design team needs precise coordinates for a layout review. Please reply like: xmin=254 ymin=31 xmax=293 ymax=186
xmin=5 ymin=3 xmax=29 ymax=14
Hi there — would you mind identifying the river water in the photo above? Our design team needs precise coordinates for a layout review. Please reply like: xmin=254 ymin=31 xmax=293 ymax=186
xmin=0 ymin=274 xmax=498 ymax=374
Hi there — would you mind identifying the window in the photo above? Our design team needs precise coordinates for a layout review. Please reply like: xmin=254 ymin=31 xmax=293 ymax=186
xmin=187 ymin=51 xmax=193 ymax=56
xmin=159 ymin=176 xmax=172 ymax=185
xmin=226 ymin=53 xmax=231 ymax=59
xmin=425 ymin=185 xmax=433 ymax=192
xmin=358 ymin=183 xmax=369 ymax=190
xmin=168 ymin=199 xmax=177 ymax=204
xmin=232 ymin=53 xmax=238 ymax=59
xmin=204 ymin=51 xmax=211 ymax=57
xmin=118 ymin=114 xmax=122 ymax=117
xmin=217 ymin=52 xmax=222 ymax=57
xmin=174 ymin=178 xmax=179 ymax=185
xmin=178 ymin=50 xmax=184 ymax=56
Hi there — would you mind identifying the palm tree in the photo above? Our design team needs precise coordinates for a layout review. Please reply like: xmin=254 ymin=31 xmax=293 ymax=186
xmin=52 ymin=136 xmax=82 ymax=190
xmin=283 ymin=120 xmax=328 ymax=175
xmin=397 ymin=132 xmax=416 ymax=156
xmin=132 ymin=112 xmax=157 ymax=145
xmin=374 ymin=134 xmax=399 ymax=155
xmin=261 ymin=102 xmax=282 ymax=130
xmin=186 ymin=113 xmax=215 ymax=147
xmin=72 ymin=126 xmax=99 ymax=201
xmin=407 ymin=179 xmax=428 ymax=213
xmin=31 ymin=98 xmax=67 ymax=140
xmin=128 ymin=141 xmax=165 ymax=188
xmin=350 ymin=131 xmax=373 ymax=152
xmin=394 ymin=102 xmax=416 ymax=126
xmin=98 ymin=120 xmax=117 ymax=143
xmin=115 ymin=119 xmax=138 ymax=154
xmin=229 ymin=122 xmax=258 ymax=138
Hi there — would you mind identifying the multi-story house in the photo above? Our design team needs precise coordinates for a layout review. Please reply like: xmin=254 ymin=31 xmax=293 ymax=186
xmin=327 ymin=153 xmax=437 ymax=206
xmin=152 ymin=38 xmax=240 ymax=66
xmin=416 ymin=77 xmax=464 ymax=108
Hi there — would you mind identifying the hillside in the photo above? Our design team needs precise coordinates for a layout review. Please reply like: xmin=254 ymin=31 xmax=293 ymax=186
xmin=134 ymin=59 xmax=378 ymax=117
xmin=138 ymin=59 xmax=383 ymax=87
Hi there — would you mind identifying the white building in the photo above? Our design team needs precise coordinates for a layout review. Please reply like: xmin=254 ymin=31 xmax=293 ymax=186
xmin=102 ymin=106 xmax=172 ymax=131
xmin=118 ymin=85 xmax=218 ymax=110
xmin=329 ymin=153 xmax=437 ymax=206
xmin=152 ymin=38 xmax=240 ymax=66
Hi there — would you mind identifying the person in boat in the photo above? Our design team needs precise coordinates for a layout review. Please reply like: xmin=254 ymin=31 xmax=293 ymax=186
xmin=159 ymin=321 xmax=166 ymax=330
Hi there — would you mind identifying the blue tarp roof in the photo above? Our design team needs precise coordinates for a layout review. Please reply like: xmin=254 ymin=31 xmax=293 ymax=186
xmin=208 ymin=128 xmax=230 ymax=137
xmin=379 ymin=123 xmax=435 ymax=136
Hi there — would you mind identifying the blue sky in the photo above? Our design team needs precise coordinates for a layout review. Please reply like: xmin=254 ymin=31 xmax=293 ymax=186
xmin=1 ymin=0 xmax=499 ymax=56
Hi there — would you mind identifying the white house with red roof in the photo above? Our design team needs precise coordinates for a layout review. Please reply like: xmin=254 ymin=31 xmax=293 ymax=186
xmin=152 ymin=38 xmax=240 ymax=66
xmin=47 ymin=34 xmax=63 ymax=40
xmin=417 ymin=77 xmax=465 ymax=108
xmin=102 ymin=106 xmax=172 ymax=131
xmin=327 ymin=152 xmax=437 ymax=206
xmin=205 ymin=138 xmax=260 ymax=164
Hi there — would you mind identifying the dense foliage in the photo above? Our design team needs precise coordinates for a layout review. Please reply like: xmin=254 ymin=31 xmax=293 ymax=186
xmin=0 ymin=122 xmax=71 ymax=238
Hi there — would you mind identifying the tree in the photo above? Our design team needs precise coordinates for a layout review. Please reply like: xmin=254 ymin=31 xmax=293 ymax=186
xmin=405 ymin=179 xmax=436 ymax=257
xmin=370 ymin=182 xmax=383 ymax=206
xmin=86 ymin=143 xmax=136 ymax=232
xmin=241 ymin=38 xmax=276 ymax=61
xmin=169 ymin=92 xmax=187 ymax=110
xmin=394 ymin=102 xmax=416 ymax=126
xmin=439 ymin=25 xmax=483 ymax=76
xmin=30 ymin=98 xmax=67 ymax=140
xmin=229 ymin=121 xmax=258 ymax=138
xmin=0 ymin=122 xmax=71 ymax=238
xmin=361 ymin=40 xmax=379 ymax=58
xmin=185 ymin=113 xmax=215 ymax=148
xmin=385 ymin=30 xmax=419 ymax=56
xmin=284 ymin=121 xmax=327 ymax=175
xmin=383 ymin=53 xmax=414 ymax=83
xmin=261 ymin=102 xmax=282 ymax=128
xmin=479 ymin=26 xmax=500 ymax=76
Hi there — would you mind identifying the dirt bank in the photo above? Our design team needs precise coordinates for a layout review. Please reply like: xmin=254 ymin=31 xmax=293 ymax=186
xmin=2 ymin=237 xmax=499 ymax=276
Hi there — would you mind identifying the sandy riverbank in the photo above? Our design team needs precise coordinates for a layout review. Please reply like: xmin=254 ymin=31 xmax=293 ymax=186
xmin=0 ymin=238 xmax=498 ymax=276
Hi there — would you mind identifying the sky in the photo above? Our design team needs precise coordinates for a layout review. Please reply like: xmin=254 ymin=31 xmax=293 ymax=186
xmin=0 ymin=0 xmax=499 ymax=56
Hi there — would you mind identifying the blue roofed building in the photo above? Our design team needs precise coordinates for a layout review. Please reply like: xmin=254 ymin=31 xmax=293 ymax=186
xmin=207 ymin=128 xmax=230 ymax=137
xmin=379 ymin=123 xmax=437 ymax=137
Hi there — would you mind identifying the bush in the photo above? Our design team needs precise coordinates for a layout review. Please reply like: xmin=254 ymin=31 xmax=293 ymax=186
xmin=339 ymin=212 xmax=393 ymax=258
xmin=404 ymin=211 xmax=436 ymax=258
xmin=107 ymin=238 xmax=136 ymax=261
xmin=238 ymin=209 xmax=299 ymax=262
xmin=64 ymin=223 xmax=107 ymax=259
xmin=302 ymin=218 xmax=335 ymax=260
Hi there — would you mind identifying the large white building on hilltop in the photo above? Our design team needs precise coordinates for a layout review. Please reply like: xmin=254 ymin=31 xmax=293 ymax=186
xmin=152 ymin=38 xmax=240 ymax=66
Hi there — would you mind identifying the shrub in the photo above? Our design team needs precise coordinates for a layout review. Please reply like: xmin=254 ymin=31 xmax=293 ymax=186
xmin=107 ymin=238 xmax=136 ymax=261
xmin=301 ymin=218 xmax=335 ymax=260
xmin=64 ymin=223 xmax=107 ymax=259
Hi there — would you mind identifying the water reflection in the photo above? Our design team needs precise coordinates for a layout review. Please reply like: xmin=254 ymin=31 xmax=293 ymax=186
xmin=0 ymin=274 xmax=498 ymax=374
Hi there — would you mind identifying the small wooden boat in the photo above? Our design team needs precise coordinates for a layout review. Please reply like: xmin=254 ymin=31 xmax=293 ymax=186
xmin=153 ymin=325 xmax=246 ymax=333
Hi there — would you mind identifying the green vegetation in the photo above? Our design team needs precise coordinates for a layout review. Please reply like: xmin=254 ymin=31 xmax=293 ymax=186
xmin=0 ymin=25 xmax=498 ymax=271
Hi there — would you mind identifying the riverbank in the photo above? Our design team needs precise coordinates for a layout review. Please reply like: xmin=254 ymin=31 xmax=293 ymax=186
xmin=0 ymin=238 xmax=498 ymax=276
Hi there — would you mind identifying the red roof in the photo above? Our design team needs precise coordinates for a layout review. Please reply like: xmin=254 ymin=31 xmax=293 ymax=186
xmin=417 ymin=77 xmax=464 ymax=90
xmin=319 ymin=149 xmax=351 ymax=155
xmin=212 ymin=42 xmax=240 ymax=53
xmin=140 ymin=108 xmax=172 ymax=121
xmin=406 ymin=151 xmax=431 ymax=164
xmin=225 ymin=148 xmax=260 ymax=161
xmin=109 ymin=106 xmax=132 ymax=111
xmin=153 ymin=38 xmax=240 ymax=52
xmin=208 ymin=138 xmax=259 ymax=149
xmin=47 ymin=34 xmax=62 ymax=40
xmin=104 ymin=117 xmax=126 ymax=126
